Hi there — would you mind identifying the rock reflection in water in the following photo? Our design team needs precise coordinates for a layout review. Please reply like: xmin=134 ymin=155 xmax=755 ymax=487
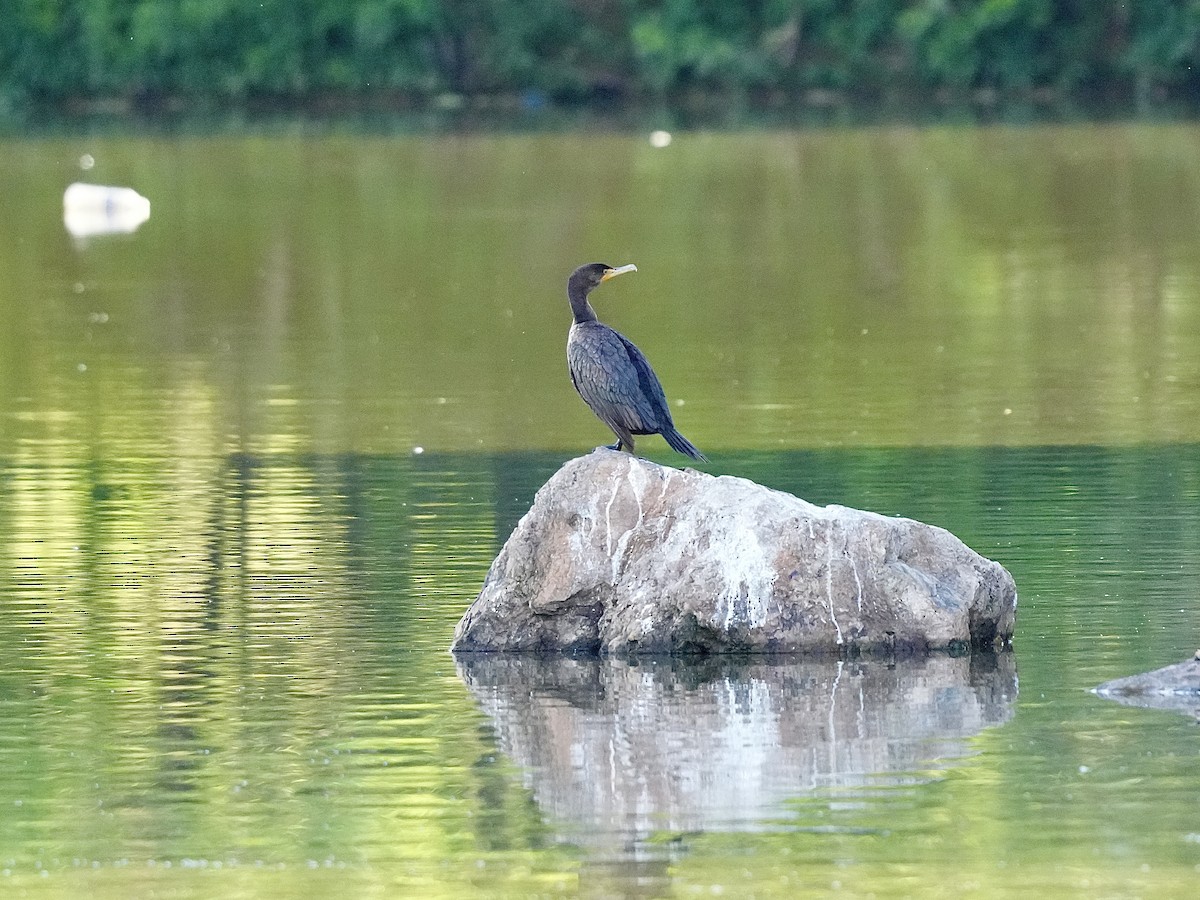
xmin=456 ymin=654 xmax=1017 ymax=845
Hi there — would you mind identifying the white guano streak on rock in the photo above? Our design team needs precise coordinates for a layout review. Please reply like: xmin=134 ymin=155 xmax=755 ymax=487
xmin=604 ymin=480 xmax=618 ymax=557
xmin=844 ymin=525 xmax=864 ymax=614
xmin=609 ymin=458 xmax=648 ymax=585
xmin=711 ymin=506 xmax=776 ymax=631
xmin=627 ymin=457 xmax=647 ymax=522
xmin=657 ymin=468 xmax=672 ymax=505
xmin=826 ymin=536 xmax=844 ymax=645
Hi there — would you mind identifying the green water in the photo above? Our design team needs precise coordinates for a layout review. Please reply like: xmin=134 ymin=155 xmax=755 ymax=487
xmin=1 ymin=125 xmax=1199 ymax=897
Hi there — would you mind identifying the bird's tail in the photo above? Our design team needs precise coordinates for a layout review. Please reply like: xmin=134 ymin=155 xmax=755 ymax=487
xmin=663 ymin=427 xmax=707 ymax=462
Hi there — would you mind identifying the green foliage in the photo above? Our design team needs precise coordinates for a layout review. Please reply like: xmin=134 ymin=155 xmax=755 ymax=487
xmin=1120 ymin=0 xmax=1200 ymax=92
xmin=898 ymin=1 xmax=1108 ymax=92
xmin=3 ymin=0 xmax=1200 ymax=108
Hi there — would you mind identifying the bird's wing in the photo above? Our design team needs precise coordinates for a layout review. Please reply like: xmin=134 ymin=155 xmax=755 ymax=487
xmin=568 ymin=325 xmax=666 ymax=433
xmin=614 ymin=332 xmax=674 ymax=428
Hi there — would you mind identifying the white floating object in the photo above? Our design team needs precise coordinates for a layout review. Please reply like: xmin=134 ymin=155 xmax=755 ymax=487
xmin=649 ymin=129 xmax=672 ymax=148
xmin=63 ymin=182 xmax=151 ymax=238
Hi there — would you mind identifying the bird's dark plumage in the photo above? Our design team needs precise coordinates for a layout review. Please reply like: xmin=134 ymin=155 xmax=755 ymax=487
xmin=565 ymin=263 xmax=706 ymax=461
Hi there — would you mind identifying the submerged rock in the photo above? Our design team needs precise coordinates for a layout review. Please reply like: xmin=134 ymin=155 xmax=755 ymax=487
xmin=452 ymin=450 xmax=1017 ymax=655
xmin=1094 ymin=653 xmax=1200 ymax=717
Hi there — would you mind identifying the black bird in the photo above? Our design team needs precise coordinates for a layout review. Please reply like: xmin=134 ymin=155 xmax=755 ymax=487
xmin=566 ymin=262 xmax=706 ymax=462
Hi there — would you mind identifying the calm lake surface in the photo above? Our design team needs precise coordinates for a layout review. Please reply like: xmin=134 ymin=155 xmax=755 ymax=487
xmin=1 ymin=123 xmax=1199 ymax=897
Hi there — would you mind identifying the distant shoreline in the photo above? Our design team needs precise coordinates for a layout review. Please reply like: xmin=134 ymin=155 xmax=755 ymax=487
xmin=8 ymin=86 xmax=1200 ymax=135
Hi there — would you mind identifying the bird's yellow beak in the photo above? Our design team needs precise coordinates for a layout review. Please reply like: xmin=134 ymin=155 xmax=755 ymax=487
xmin=600 ymin=264 xmax=638 ymax=282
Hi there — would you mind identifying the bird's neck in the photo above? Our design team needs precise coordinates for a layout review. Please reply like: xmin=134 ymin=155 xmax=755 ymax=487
xmin=568 ymin=286 xmax=598 ymax=324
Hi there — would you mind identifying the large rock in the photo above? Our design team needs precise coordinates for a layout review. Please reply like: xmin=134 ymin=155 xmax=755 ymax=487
xmin=1094 ymin=653 xmax=1200 ymax=717
xmin=452 ymin=450 xmax=1017 ymax=655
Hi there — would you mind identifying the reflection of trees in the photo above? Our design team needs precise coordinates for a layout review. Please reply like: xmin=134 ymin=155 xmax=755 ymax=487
xmin=3 ymin=130 xmax=1200 ymax=456
xmin=635 ymin=126 xmax=1200 ymax=449
xmin=0 ymin=448 xmax=554 ymax=876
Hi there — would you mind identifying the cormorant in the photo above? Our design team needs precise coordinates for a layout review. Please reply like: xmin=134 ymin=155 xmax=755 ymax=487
xmin=566 ymin=263 xmax=706 ymax=462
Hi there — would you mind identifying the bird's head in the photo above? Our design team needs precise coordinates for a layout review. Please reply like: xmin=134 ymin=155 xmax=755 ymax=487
xmin=569 ymin=262 xmax=637 ymax=298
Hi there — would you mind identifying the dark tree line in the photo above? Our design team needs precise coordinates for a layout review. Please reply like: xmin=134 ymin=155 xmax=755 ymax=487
xmin=4 ymin=1 xmax=1200 ymax=112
